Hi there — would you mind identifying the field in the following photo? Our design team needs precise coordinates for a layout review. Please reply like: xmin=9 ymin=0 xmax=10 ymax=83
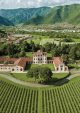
xmin=0 ymin=77 xmax=80 ymax=113
xmin=27 ymin=34 xmax=80 ymax=45
xmin=27 ymin=35 xmax=50 ymax=44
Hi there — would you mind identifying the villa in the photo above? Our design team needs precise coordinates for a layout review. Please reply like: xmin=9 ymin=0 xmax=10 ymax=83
xmin=33 ymin=50 xmax=47 ymax=64
xmin=0 ymin=50 xmax=68 ymax=72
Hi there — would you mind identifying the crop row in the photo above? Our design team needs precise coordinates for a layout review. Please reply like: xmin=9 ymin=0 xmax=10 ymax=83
xmin=0 ymin=79 xmax=80 ymax=113
xmin=42 ymin=81 xmax=80 ymax=113
xmin=0 ymin=81 xmax=38 ymax=113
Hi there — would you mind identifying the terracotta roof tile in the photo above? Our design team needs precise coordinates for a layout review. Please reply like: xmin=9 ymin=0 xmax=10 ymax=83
xmin=53 ymin=57 xmax=63 ymax=67
xmin=0 ymin=57 xmax=18 ymax=64
xmin=16 ymin=57 xmax=33 ymax=67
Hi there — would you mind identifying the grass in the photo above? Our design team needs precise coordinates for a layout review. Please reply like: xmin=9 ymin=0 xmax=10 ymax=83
xmin=10 ymin=73 xmax=39 ymax=83
xmin=40 ymin=38 xmax=54 ymax=45
xmin=68 ymin=63 xmax=80 ymax=69
xmin=26 ymin=64 xmax=55 ymax=71
xmin=9 ymin=72 xmax=69 ymax=83
xmin=27 ymin=34 xmax=80 ymax=45
xmin=27 ymin=34 xmax=49 ymax=44
xmin=70 ymin=76 xmax=80 ymax=82
xmin=52 ymin=73 xmax=69 ymax=79
xmin=73 ymin=38 xmax=80 ymax=42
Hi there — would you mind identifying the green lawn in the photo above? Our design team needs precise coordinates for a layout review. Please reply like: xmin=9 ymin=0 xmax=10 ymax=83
xmin=10 ymin=73 xmax=39 ymax=83
xmin=52 ymin=73 xmax=69 ymax=80
xmin=26 ymin=64 xmax=55 ymax=71
xmin=10 ymin=72 xmax=69 ymax=83
xmin=73 ymin=38 xmax=80 ymax=42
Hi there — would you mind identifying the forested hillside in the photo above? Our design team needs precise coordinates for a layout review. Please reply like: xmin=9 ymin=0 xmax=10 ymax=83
xmin=0 ymin=16 xmax=13 ymax=26
xmin=0 ymin=7 xmax=51 ymax=24
xmin=26 ymin=4 xmax=80 ymax=25
xmin=0 ymin=4 xmax=80 ymax=25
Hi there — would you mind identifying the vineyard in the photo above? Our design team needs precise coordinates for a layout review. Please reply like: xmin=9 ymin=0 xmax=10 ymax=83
xmin=0 ymin=79 xmax=80 ymax=113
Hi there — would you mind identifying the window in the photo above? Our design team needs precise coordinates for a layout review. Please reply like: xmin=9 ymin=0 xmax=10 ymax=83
xmin=65 ymin=67 xmax=67 ymax=71
xmin=12 ymin=69 xmax=14 ymax=71
xmin=20 ymin=68 xmax=23 ymax=71
xmin=57 ymin=68 xmax=58 ymax=71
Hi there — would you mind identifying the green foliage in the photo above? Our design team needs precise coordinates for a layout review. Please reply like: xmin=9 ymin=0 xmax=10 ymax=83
xmin=27 ymin=66 xmax=52 ymax=83
xmin=62 ymin=38 xmax=73 ymax=42
xmin=0 ymin=39 xmax=80 ymax=62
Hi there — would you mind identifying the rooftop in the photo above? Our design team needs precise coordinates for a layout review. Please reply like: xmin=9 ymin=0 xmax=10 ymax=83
xmin=53 ymin=57 xmax=63 ymax=67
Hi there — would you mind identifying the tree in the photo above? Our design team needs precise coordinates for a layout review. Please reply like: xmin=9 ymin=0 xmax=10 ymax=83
xmin=27 ymin=66 xmax=52 ymax=83
xmin=19 ymin=51 xmax=26 ymax=57
xmin=40 ymin=67 xmax=52 ymax=82
xmin=69 ymin=46 xmax=76 ymax=62
xmin=44 ymin=42 xmax=52 ymax=52
xmin=63 ymin=38 xmax=73 ymax=42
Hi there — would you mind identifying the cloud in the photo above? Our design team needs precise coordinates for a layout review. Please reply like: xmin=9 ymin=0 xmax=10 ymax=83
xmin=0 ymin=0 xmax=80 ymax=9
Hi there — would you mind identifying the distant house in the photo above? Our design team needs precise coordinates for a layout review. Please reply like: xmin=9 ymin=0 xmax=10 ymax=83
xmin=0 ymin=50 xmax=68 ymax=72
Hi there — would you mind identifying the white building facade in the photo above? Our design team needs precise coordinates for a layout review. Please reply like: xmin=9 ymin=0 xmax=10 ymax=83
xmin=33 ymin=50 xmax=47 ymax=64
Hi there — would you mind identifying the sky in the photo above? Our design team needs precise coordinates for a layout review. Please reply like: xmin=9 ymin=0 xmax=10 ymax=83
xmin=0 ymin=0 xmax=80 ymax=9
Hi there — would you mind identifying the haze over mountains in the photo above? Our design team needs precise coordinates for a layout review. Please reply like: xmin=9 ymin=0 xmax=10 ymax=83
xmin=0 ymin=4 xmax=80 ymax=26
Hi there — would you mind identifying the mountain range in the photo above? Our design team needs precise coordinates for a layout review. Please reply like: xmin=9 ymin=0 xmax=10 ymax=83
xmin=26 ymin=4 xmax=80 ymax=25
xmin=0 ymin=7 xmax=51 ymax=25
xmin=0 ymin=4 xmax=80 ymax=26
xmin=0 ymin=16 xmax=14 ymax=26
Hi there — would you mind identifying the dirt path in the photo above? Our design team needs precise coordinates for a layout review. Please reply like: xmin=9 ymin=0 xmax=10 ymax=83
xmin=67 ymin=73 xmax=80 ymax=80
xmin=0 ymin=74 xmax=48 ymax=87
xmin=0 ymin=73 xmax=80 ymax=87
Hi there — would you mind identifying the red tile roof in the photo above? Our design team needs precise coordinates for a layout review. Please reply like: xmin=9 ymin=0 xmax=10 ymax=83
xmin=16 ymin=57 xmax=33 ymax=67
xmin=0 ymin=57 xmax=18 ymax=64
xmin=53 ymin=57 xmax=63 ymax=67
xmin=0 ymin=57 xmax=33 ymax=67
